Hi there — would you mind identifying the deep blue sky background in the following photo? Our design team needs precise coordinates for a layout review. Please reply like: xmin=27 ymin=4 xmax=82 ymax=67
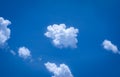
xmin=0 ymin=0 xmax=120 ymax=77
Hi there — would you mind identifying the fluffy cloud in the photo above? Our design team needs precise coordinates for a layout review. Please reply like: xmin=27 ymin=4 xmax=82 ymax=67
xmin=0 ymin=17 xmax=11 ymax=45
xmin=102 ymin=40 xmax=119 ymax=53
xmin=45 ymin=62 xmax=73 ymax=77
xmin=18 ymin=47 xmax=31 ymax=59
xmin=44 ymin=24 xmax=79 ymax=48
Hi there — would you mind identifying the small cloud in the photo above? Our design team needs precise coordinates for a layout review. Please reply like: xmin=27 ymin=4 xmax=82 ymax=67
xmin=44 ymin=24 xmax=79 ymax=48
xmin=45 ymin=62 xmax=73 ymax=77
xmin=102 ymin=39 xmax=119 ymax=54
xmin=0 ymin=17 xmax=11 ymax=45
xmin=18 ymin=46 xmax=31 ymax=59
xmin=10 ymin=50 xmax=16 ymax=55
xmin=38 ymin=57 xmax=42 ymax=61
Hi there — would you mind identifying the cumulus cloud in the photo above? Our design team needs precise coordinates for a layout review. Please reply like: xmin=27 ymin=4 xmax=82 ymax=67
xmin=44 ymin=24 xmax=79 ymax=48
xmin=45 ymin=62 xmax=73 ymax=77
xmin=18 ymin=47 xmax=31 ymax=59
xmin=0 ymin=17 xmax=11 ymax=45
xmin=102 ymin=40 xmax=119 ymax=54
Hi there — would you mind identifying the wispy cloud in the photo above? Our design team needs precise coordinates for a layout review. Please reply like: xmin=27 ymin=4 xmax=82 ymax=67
xmin=10 ymin=50 xmax=16 ymax=55
xmin=0 ymin=17 xmax=11 ymax=45
xmin=18 ymin=46 xmax=31 ymax=59
xmin=45 ymin=24 xmax=79 ymax=48
xmin=102 ymin=39 xmax=119 ymax=54
xmin=45 ymin=62 xmax=73 ymax=77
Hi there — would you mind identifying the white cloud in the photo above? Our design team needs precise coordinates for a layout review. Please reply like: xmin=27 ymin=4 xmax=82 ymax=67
xmin=18 ymin=47 xmax=31 ymax=59
xmin=44 ymin=24 xmax=79 ymax=48
xmin=0 ymin=17 xmax=11 ymax=45
xmin=102 ymin=40 xmax=119 ymax=53
xmin=45 ymin=62 xmax=73 ymax=77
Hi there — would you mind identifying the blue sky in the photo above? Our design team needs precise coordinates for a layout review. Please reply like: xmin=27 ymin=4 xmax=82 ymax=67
xmin=0 ymin=0 xmax=120 ymax=77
